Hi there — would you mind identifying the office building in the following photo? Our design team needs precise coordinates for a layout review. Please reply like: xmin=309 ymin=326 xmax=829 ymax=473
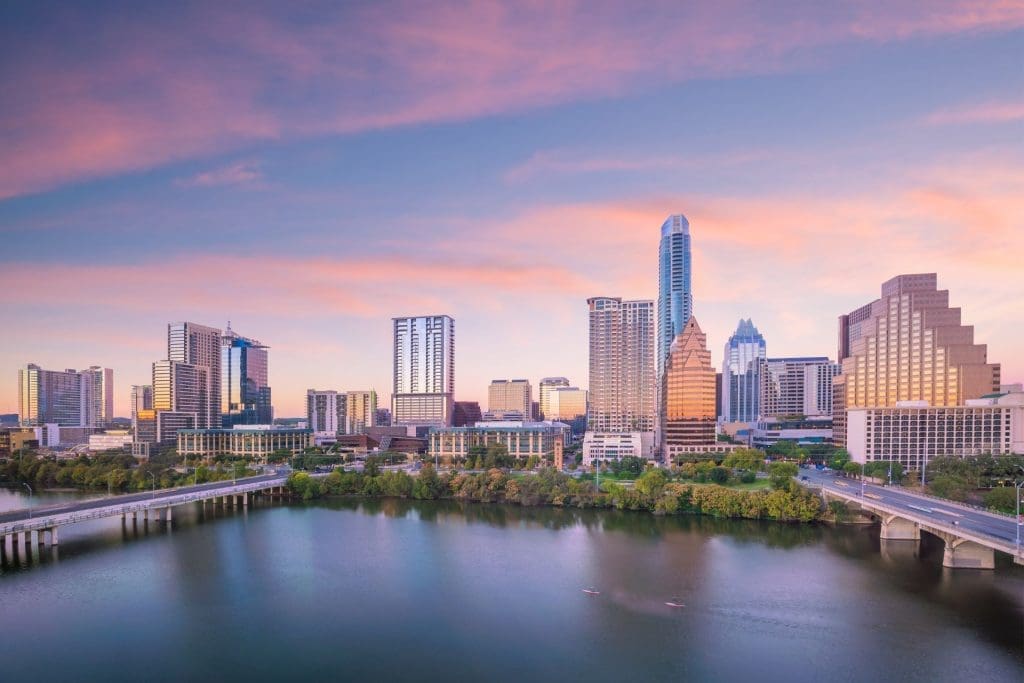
xmin=178 ymin=425 xmax=313 ymax=460
xmin=392 ymin=315 xmax=455 ymax=427
xmin=846 ymin=392 xmax=1024 ymax=472
xmin=662 ymin=317 xmax=718 ymax=457
xmin=538 ymin=377 xmax=570 ymax=420
xmin=153 ymin=360 xmax=208 ymax=429
xmin=721 ymin=319 xmax=766 ymax=423
xmin=546 ymin=387 xmax=588 ymax=422
xmin=582 ymin=432 xmax=655 ymax=467
xmin=167 ymin=321 xmax=222 ymax=428
xmin=760 ymin=357 xmax=841 ymax=418
xmin=587 ymin=297 xmax=655 ymax=433
xmin=375 ymin=408 xmax=392 ymax=427
xmin=346 ymin=390 xmax=377 ymax=434
xmin=221 ymin=324 xmax=272 ymax=426
xmin=488 ymin=379 xmax=532 ymax=417
xmin=834 ymin=274 xmax=1001 ymax=446
xmin=657 ymin=214 xmax=693 ymax=384
xmin=18 ymin=363 xmax=112 ymax=427
xmin=130 ymin=385 xmax=153 ymax=433
xmin=88 ymin=430 xmax=133 ymax=452
xmin=306 ymin=390 xmax=346 ymax=439
xmin=428 ymin=421 xmax=569 ymax=464
xmin=749 ymin=416 xmax=834 ymax=449
xmin=452 ymin=401 xmax=482 ymax=427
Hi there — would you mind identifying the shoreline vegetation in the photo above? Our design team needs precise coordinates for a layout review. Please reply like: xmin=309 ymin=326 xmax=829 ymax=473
xmin=286 ymin=463 xmax=826 ymax=523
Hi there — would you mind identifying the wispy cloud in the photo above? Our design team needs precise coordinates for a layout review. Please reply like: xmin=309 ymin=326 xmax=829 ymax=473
xmin=503 ymin=149 xmax=773 ymax=183
xmin=178 ymin=160 xmax=263 ymax=188
xmin=924 ymin=99 xmax=1024 ymax=126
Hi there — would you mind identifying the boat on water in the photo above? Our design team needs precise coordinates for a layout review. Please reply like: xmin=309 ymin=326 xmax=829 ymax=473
xmin=665 ymin=597 xmax=685 ymax=608
xmin=581 ymin=588 xmax=600 ymax=595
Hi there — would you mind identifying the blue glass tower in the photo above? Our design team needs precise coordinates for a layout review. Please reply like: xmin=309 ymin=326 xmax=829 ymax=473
xmin=721 ymin=319 xmax=767 ymax=423
xmin=221 ymin=324 xmax=272 ymax=426
xmin=657 ymin=214 xmax=693 ymax=383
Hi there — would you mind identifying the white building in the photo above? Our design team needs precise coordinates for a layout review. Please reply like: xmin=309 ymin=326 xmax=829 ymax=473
xmin=587 ymin=297 xmax=655 ymax=433
xmin=392 ymin=315 xmax=455 ymax=427
xmin=307 ymin=390 xmax=346 ymax=442
xmin=88 ymin=430 xmax=133 ymax=452
xmin=846 ymin=392 xmax=1024 ymax=471
xmin=582 ymin=432 xmax=655 ymax=467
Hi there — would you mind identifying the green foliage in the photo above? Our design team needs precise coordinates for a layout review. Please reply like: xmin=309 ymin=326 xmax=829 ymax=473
xmin=739 ymin=470 xmax=757 ymax=484
xmin=768 ymin=462 xmax=799 ymax=489
xmin=610 ymin=456 xmax=647 ymax=477
xmin=982 ymin=487 xmax=1018 ymax=514
xmin=842 ymin=461 xmax=862 ymax=476
xmin=708 ymin=466 xmax=730 ymax=484
xmin=828 ymin=448 xmax=852 ymax=471
xmin=722 ymin=449 xmax=764 ymax=472
xmin=928 ymin=474 xmax=970 ymax=501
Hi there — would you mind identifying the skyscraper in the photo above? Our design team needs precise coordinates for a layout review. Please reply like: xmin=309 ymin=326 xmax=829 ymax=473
xmin=657 ymin=215 xmax=693 ymax=383
xmin=662 ymin=317 xmax=718 ymax=456
xmin=307 ymin=390 xmax=346 ymax=437
xmin=18 ymin=364 xmax=113 ymax=427
xmin=760 ymin=357 xmax=841 ymax=418
xmin=721 ymin=319 xmax=766 ymax=423
xmin=221 ymin=324 xmax=272 ymax=426
xmin=833 ymin=273 xmax=1000 ymax=446
xmin=130 ymin=384 xmax=153 ymax=433
xmin=168 ymin=321 xmax=222 ymax=428
xmin=392 ymin=315 xmax=455 ymax=427
xmin=488 ymin=379 xmax=532 ymax=417
xmin=538 ymin=377 xmax=570 ymax=420
xmin=587 ymin=297 xmax=655 ymax=433
xmin=346 ymin=390 xmax=377 ymax=433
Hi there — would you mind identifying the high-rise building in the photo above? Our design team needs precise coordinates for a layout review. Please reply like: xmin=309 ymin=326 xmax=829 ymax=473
xmin=375 ymin=408 xmax=392 ymax=427
xmin=167 ymin=322 xmax=222 ymax=428
xmin=721 ymin=319 xmax=766 ymax=424
xmin=392 ymin=315 xmax=455 ymax=427
xmin=662 ymin=317 xmax=718 ymax=455
xmin=18 ymin=363 xmax=112 ymax=427
xmin=761 ymin=357 xmax=840 ymax=418
xmin=538 ymin=377 xmax=570 ymax=420
xmin=152 ymin=360 xmax=206 ymax=432
xmin=452 ymin=401 xmax=482 ymax=427
xmin=488 ymin=379 xmax=532 ymax=417
xmin=587 ymin=297 xmax=655 ymax=433
xmin=221 ymin=324 xmax=272 ymax=427
xmin=306 ymin=390 xmax=346 ymax=437
xmin=130 ymin=384 xmax=153 ymax=433
xmin=834 ymin=274 xmax=1001 ymax=446
xmin=346 ymin=390 xmax=377 ymax=434
xmin=657 ymin=215 xmax=693 ymax=383
xmin=546 ymin=387 xmax=588 ymax=422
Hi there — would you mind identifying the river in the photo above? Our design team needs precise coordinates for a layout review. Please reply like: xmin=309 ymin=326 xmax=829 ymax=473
xmin=0 ymin=488 xmax=1021 ymax=682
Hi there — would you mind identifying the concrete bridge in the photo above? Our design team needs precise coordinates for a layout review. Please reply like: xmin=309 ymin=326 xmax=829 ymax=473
xmin=0 ymin=473 xmax=292 ymax=555
xmin=801 ymin=469 xmax=1023 ymax=570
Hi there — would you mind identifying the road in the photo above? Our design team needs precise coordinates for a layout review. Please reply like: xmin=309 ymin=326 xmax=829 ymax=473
xmin=799 ymin=468 xmax=1021 ymax=547
xmin=0 ymin=473 xmax=287 ymax=524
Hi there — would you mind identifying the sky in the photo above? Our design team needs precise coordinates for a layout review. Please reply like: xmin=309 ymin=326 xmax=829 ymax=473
xmin=1 ymin=1 xmax=1022 ymax=418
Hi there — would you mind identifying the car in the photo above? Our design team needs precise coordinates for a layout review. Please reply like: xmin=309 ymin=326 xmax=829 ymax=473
xmin=800 ymin=475 xmax=809 ymax=481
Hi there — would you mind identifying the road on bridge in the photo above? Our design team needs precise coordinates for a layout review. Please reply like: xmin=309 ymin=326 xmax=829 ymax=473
xmin=0 ymin=473 xmax=288 ymax=525
xmin=800 ymin=468 xmax=1021 ymax=548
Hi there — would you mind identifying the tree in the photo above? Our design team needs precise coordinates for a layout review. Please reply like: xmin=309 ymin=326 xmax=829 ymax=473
xmin=842 ymin=461 xmax=861 ymax=477
xmin=768 ymin=462 xmax=799 ymax=489
xmin=708 ymin=466 xmax=730 ymax=484
xmin=982 ymin=487 xmax=1018 ymax=514
xmin=929 ymin=474 xmax=970 ymax=501
xmin=722 ymin=448 xmax=763 ymax=472
xmin=828 ymin=448 xmax=851 ymax=471
xmin=635 ymin=468 xmax=668 ymax=498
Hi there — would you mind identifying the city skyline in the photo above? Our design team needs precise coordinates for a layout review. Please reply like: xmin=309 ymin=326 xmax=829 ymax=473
xmin=2 ymin=3 xmax=1023 ymax=417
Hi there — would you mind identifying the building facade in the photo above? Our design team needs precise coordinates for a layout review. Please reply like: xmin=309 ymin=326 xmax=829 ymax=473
xmin=130 ymin=384 xmax=153 ymax=434
xmin=721 ymin=319 xmax=766 ymax=424
xmin=428 ymin=421 xmax=569 ymax=463
xmin=18 ymin=364 xmax=113 ymax=428
xmin=221 ymin=325 xmax=272 ymax=426
xmin=834 ymin=274 xmax=1001 ymax=447
xmin=587 ymin=297 xmax=655 ymax=433
xmin=167 ymin=321 xmax=222 ymax=428
xmin=345 ymin=390 xmax=377 ymax=434
xmin=582 ymin=432 xmax=655 ymax=466
xmin=846 ymin=392 xmax=1024 ymax=472
xmin=488 ymin=379 xmax=532 ymax=417
xmin=88 ymin=430 xmax=133 ymax=452
xmin=177 ymin=426 xmax=313 ymax=460
xmin=452 ymin=401 xmax=482 ymax=427
xmin=538 ymin=377 xmax=570 ymax=420
xmin=760 ymin=357 xmax=840 ymax=418
xmin=306 ymin=390 xmax=346 ymax=438
xmin=81 ymin=366 xmax=114 ymax=428
xmin=546 ymin=387 xmax=588 ymax=422
xmin=392 ymin=315 xmax=455 ymax=427
xmin=749 ymin=416 xmax=834 ymax=449
xmin=657 ymin=214 xmax=693 ymax=385
xmin=662 ymin=317 xmax=718 ymax=458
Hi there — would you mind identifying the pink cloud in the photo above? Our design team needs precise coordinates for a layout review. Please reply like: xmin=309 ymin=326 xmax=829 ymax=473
xmin=178 ymin=161 xmax=263 ymax=188
xmin=924 ymin=99 xmax=1024 ymax=126
xmin=3 ymin=1 xmax=1023 ymax=199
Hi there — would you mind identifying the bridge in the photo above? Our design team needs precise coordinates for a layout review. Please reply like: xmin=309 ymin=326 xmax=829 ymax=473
xmin=800 ymin=469 xmax=1023 ymax=569
xmin=0 ymin=473 xmax=292 ymax=554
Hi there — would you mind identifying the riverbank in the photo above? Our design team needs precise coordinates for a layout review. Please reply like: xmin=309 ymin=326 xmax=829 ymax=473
xmin=287 ymin=466 xmax=825 ymax=523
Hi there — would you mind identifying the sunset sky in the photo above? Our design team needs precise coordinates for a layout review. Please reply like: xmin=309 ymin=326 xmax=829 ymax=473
xmin=1 ymin=1 xmax=1022 ymax=417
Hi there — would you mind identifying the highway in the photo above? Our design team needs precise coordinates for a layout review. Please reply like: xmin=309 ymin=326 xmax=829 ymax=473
xmin=0 ymin=473 xmax=287 ymax=525
xmin=799 ymin=468 xmax=1021 ymax=547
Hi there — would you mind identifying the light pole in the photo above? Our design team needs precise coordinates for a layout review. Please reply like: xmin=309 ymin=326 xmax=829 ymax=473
xmin=920 ymin=458 xmax=926 ymax=488
xmin=147 ymin=472 xmax=156 ymax=498
xmin=860 ymin=462 xmax=866 ymax=497
xmin=1015 ymin=479 xmax=1023 ymax=554
xmin=23 ymin=483 xmax=33 ymax=519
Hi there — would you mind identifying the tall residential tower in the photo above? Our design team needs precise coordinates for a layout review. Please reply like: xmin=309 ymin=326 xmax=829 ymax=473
xmin=657 ymin=214 xmax=693 ymax=383
xmin=392 ymin=315 xmax=455 ymax=427
xmin=587 ymin=297 xmax=655 ymax=433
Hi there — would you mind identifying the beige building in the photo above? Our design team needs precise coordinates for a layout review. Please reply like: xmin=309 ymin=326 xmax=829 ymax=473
xmin=177 ymin=426 xmax=313 ymax=461
xmin=834 ymin=274 xmax=1000 ymax=446
xmin=346 ymin=390 xmax=377 ymax=434
xmin=428 ymin=421 xmax=569 ymax=463
xmin=538 ymin=377 xmax=570 ymax=420
xmin=488 ymin=379 xmax=532 ymax=417
xmin=546 ymin=387 xmax=588 ymax=421
xmin=587 ymin=297 xmax=655 ymax=433
xmin=662 ymin=317 xmax=718 ymax=459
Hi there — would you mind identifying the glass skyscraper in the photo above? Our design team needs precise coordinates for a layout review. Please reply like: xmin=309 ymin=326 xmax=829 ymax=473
xmin=657 ymin=214 xmax=693 ymax=383
xmin=221 ymin=325 xmax=272 ymax=427
xmin=721 ymin=318 xmax=766 ymax=423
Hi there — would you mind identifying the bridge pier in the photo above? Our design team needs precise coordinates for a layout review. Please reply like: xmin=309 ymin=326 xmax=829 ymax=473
xmin=242 ymin=492 xmax=248 ymax=507
xmin=165 ymin=506 xmax=172 ymax=523
xmin=49 ymin=527 xmax=59 ymax=545
xmin=942 ymin=538 xmax=995 ymax=570
xmin=880 ymin=515 xmax=920 ymax=541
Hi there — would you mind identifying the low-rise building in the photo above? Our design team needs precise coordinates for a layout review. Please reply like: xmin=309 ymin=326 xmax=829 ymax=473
xmin=582 ymin=432 xmax=655 ymax=467
xmin=846 ymin=392 xmax=1024 ymax=471
xmin=88 ymin=430 xmax=134 ymax=452
xmin=177 ymin=425 xmax=313 ymax=460
xmin=429 ymin=421 xmax=569 ymax=463
xmin=749 ymin=416 xmax=833 ymax=449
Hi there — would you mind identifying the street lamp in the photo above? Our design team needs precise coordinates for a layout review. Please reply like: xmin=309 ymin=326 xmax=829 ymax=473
xmin=860 ymin=462 xmax=866 ymax=497
xmin=147 ymin=472 xmax=156 ymax=498
xmin=1015 ymin=479 xmax=1024 ymax=554
xmin=23 ymin=483 xmax=33 ymax=519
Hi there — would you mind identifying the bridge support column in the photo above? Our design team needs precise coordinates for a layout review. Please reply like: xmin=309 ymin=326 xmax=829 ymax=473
xmin=880 ymin=515 xmax=920 ymax=541
xmin=36 ymin=529 xmax=44 ymax=546
xmin=50 ymin=527 xmax=59 ymax=545
xmin=242 ymin=492 xmax=248 ymax=507
xmin=22 ymin=531 xmax=30 ymax=548
xmin=942 ymin=539 xmax=995 ymax=570
xmin=165 ymin=507 xmax=172 ymax=523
